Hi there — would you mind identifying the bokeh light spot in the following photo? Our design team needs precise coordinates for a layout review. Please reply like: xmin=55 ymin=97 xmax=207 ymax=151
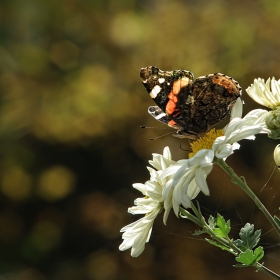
xmin=0 ymin=166 xmax=32 ymax=200
xmin=110 ymin=13 xmax=151 ymax=46
xmin=38 ymin=166 xmax=76 ymax=201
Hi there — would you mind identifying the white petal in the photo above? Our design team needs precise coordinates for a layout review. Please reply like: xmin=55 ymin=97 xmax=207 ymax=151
xmin=120 ymin=205 xmax=163 ymax=256
xmin=147 ymin=167 xmax=158 ymax=180
xmin=199 ymin=150 xmax=214 ymax=166
xmin=195 ymin=167 xmax=211 ymax=195
xmin=228 ymin=126 xmax=261 ymax=143
xmin=133 ymin=183 xmax=148 ymax=194
xmin=145 ymin=181 xmax=162 ymax=197
xmin=149 ymin=153 xmax=162 ymax=170
xmin=272 ymin=78 xmax=280 ymax=104
xmin=212 ymin=136 xmax=226 ymax=151
xmin=180 ymin=190 xmax=192 ymax=209
xmin=129 ymin=202 xmax=157 ymax=214
xmin=175 ymin=170 xmax=196 ymax=208
xmin=215 ymin=143 xmax=234 ymax=159
xmin=231 ymin=142 xmax=240 ymax=150
xmin=172 ymin=195 xmax=180 ymax=216
xmin=244 ymin=108 xmax=268 ymax=119
xmin=163 ymin=200 xmax=172 ymax=225
xmin=163 ymin=146 xmax=171 ymax=160
xmin=160 ymin=164 xmax=183 ymax=179
xmin=230 ymin=97 xmax=243 ymax=120
xmin=246 ymin=78 xmax=280 ymax=109
xmin=187 ymin=179 xmax=201 ymax=199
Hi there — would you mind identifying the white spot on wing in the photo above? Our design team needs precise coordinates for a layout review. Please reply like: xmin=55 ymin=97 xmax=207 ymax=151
xmin=181 ymin=77 xmax=189 ymax=82
xmin=158 ymin=78 xmax=165 ymax=84
xmin=150 ymin=85 xmax=161 ymax=98
xmin=180 ymin=77 xmax=190 ymax=87
xmin=155 ymin=112 xmax=166 ymax=120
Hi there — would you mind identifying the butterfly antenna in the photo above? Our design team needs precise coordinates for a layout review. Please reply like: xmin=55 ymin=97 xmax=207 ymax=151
xmin=140 ymin=126 xmax=171 ymax=130
xmin=140 ymin=126 xmax=174 ymax=140
xmin=150 ymin=131 xmax=174 ymax=140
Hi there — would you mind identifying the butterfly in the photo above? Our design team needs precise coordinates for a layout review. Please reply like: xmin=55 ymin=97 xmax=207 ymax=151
xmin=140 ymin=66 xmax=242 ymax=139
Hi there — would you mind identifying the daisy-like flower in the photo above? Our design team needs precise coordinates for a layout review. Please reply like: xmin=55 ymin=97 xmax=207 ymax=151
xmin=246 ymin=77 xmax=280 ymax=139
xmin=119 ymin=147 xmax=177 ymax=257
xmin=246 ymin=77 xmax=280 ymax=109
xmin=160 ymin=105 xmax=269 ymax=216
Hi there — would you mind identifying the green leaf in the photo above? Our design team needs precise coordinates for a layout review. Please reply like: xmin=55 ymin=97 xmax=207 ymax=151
xmin=212 ymin=214 xmax=231 ymax=238
xmin=193 ymin=229 xmax=206 ymax=236
xmin=233 ymin=223 xmax=261 ymax=250
xmin=235 ymin=247 xmax=264 ymax=266
xmin=205 ymin=238 xmax=234 ymax=254
xmin=208 ymin=215 xmax=216 ymax=229
xmin=253 ymin=246 xmax=265 ymax=262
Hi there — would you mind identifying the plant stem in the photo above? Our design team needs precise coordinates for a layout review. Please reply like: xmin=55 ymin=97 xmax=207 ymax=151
xmin=215 ymin=158 xmax=280 ymax=236
xmin=259 ymin=265 xmax=280 ymax=280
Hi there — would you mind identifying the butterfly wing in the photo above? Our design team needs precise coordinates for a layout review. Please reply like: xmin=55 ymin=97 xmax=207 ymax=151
xmin=140 ymin=66 xmax=194 ymax=129
xmin=148 ymin=106 xmax=181 ymax=129
xmin=187 ymin=73 xmax=242 ymax=132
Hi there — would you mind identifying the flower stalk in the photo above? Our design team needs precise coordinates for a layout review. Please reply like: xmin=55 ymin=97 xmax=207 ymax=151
xmin=215 ymin=158 xmax=280 ymax=236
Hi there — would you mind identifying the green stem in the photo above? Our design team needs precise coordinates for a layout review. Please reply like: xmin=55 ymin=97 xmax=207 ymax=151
xmin=259 ymin=265 xmax=280 ymax=280
xmin=179 ymin=206 xmax=236 ymax=252
xmin=215 ymin=158 xmax=280 ymax=236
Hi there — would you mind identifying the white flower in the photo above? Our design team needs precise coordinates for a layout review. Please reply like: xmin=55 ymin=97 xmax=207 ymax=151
xmin=246 ymin=77 xmax=280 ymax=109
xmin=162 ymin=149 xmax=213 ymax=214
xmin=212 ymin=109 xmax=269 ymax=159
xmin=119 ymin=206 xmax=161 ymax=257
xmin=119 ymin=147 xmax=174 ymax=257
xmin=160 ymin=109 xmax=270 ymax=216
xmin=246 ymin=77 xmax=280 ymax=139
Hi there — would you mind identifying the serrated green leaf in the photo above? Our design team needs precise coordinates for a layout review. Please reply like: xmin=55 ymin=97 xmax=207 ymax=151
xmin=235 ymin=246 xmax=264 ymax=266
xmin=208 ymin=215 xmax=216 ymax=229
xmin=236 ymin=249 xmax=255 ymax=265
xmin=253 ymin=246 xmax=264 ymax=263
xmin=212 ymin=228 xmax=225 ymax=238
xmin=216 ymin=213 xmax=231 ymax=236
xmin=211 ymin=214 xmax=230 ymax=238
xmin=233 ymin=239 xmax=245 ymax=250
xmin=233 ymin=223 xmax=261 ymax=250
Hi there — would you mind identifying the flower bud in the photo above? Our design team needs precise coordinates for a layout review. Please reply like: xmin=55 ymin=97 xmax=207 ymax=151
xmin=265 ymin=108 xmax=280 ymax=139
xmin=274 ymin=144 xmax=280 ymax=168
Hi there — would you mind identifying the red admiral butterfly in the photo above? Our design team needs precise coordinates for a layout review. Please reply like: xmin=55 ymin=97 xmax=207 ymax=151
xmin=140 ymin=66 xmax=242 ymax=140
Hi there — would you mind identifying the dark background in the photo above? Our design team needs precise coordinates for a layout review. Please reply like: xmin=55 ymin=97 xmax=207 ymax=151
xmin=1 ymin=0 xmax=280 ymax=279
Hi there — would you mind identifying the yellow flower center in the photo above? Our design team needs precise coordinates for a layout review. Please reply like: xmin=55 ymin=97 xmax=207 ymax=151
xmin=188 ymin=129 xmax=224 ymax=158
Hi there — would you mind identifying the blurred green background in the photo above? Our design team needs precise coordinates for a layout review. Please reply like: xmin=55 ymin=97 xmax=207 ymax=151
xmin=1 ymin=0 xmax=280 ymax=279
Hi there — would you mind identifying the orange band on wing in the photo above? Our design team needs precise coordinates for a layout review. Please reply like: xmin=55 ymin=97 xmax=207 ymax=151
xmin=166 ymin=80 xmax=182 ymax=115
xmin=168 ymin=120 xmax=177 ymax=127
xmin=212 ymin=75 xmax=238 ymax=95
